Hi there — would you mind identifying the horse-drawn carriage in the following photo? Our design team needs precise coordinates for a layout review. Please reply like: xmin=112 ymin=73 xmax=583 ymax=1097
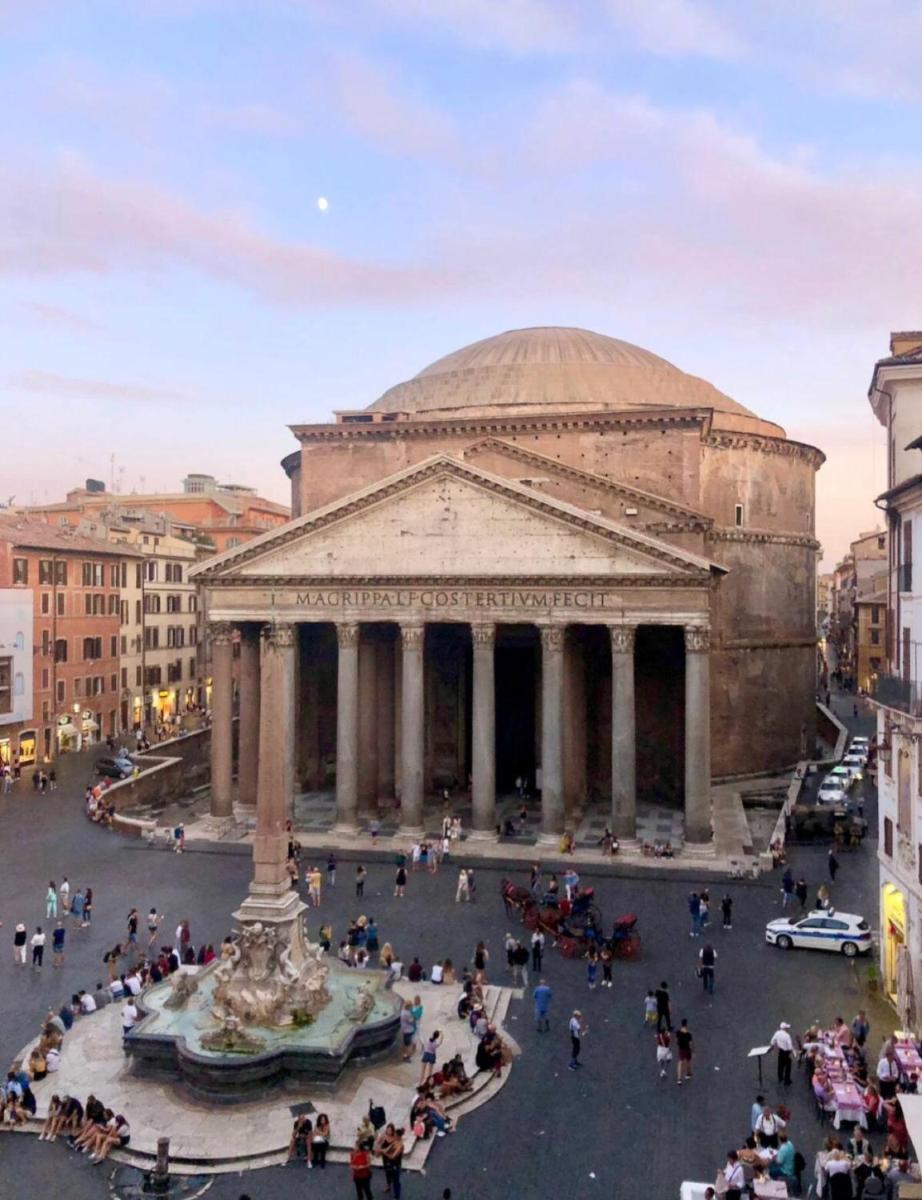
xmin=500 ymin=879 xmax=641 ymax=960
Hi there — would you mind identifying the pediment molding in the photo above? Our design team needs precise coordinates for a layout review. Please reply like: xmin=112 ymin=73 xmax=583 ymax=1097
xmin=204 ymin=572 xmax=714 ymax=591
xmin=461 ymin=437 xmax=711 ymax=528
xmin=193 ymin=456 xmax=723 ymax=582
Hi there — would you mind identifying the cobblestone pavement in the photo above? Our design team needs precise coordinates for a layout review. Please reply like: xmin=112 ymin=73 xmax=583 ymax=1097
xmin=0 ymin=691 xmax=887 ymax=1200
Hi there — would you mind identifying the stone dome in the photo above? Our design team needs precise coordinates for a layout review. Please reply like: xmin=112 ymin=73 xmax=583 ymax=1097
xmin=368 ymin=326 xmax=778 ymax=433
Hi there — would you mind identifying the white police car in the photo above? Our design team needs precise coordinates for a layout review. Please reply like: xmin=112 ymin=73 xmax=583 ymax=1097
xmin=765 ymin=908 xmax=872 ymax=957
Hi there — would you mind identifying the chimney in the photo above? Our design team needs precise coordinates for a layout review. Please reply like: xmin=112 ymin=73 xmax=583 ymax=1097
xmin=889 ymin=331 xmax=922 ymax=357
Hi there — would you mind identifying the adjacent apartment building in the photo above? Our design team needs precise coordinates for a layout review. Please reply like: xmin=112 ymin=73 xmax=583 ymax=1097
xmin=869 ymin=330 xmax=922 ymax=1005
xmin=0 ymin=516 xmax=139 ymax=764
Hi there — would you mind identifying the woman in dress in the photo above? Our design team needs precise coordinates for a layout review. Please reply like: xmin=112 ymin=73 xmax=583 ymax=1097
xmin=394 ymin=863 xmax=407 ymax=898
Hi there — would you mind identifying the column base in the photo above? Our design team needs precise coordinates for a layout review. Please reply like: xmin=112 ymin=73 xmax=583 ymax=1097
xmin=397 ymin=824 xmax=425 ymax=839
xmin=683 ymin=838 xmax=716 ymax=858
xmin=536 ymin=830 xmax=564 ymax=847
xmin=614 ymin=837 xmax=641 ymax=854
xmin=233 ymin=803 xmax=257 ymax=825
xmin=332 ymin=820 xmax=359 ymax=835
xmin=201 ymin=814 xmax=237 ymax=838
xmin=466 ymin=827 xmax=496 ymax=842
xmin=234 ymin=886 xmax=305 ymax=927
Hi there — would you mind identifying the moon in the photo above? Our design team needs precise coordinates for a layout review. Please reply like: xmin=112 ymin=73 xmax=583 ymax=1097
xmin=317 ymin=196 xmax=329 ymax=212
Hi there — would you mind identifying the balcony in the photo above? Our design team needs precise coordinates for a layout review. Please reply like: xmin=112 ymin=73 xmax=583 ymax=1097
xmin=873 ymin=672 xmax=922 ymax=717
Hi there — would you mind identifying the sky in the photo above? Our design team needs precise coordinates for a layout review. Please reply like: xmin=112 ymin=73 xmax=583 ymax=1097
xmin=1 ymin=1 xmax=917 ymax=566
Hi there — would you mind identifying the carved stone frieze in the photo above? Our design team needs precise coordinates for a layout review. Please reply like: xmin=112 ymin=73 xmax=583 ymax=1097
xmin=703 ymin=433 xmax=825 ymax=469
xmin=209 ymin=621 xmax=234 ymax=646
xmin=401 ymin=624 xmax=425 ymax=649
xmin=609 ymin=625 xmax=636 ymax=654
xmin=262 ymin=622 xmax=296 ymax=650
xmin=684 ymin=626 xmax=711 ymax=653
xmin=336 ymin=622 xmax=359 ymax=648
xmin=471 ymin=624 xmax=495 ymax=647
xmin=540 ymin=627 xmax=565 ymax=652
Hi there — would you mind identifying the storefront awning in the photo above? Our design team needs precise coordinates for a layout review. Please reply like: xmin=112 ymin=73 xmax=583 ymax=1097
xmin=899 ymin=1093 xmax=922 ymax=1159
xmin=82 ymin=719 xmax=99 ymax=732
xmin=56 ymin=723 xmax=78 ymax=737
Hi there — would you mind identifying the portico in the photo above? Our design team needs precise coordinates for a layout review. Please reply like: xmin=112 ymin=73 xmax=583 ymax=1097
xmin=197 ymin=456 xmax=722 ymax=849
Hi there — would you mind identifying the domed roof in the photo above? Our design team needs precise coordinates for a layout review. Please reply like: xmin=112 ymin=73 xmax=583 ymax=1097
xmin=368 ymin=326 xmax=766 ymax=428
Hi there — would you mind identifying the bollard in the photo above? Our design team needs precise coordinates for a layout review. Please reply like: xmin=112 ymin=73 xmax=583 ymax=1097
xmin=151 ymin=1136 xmax=170 ymax=1194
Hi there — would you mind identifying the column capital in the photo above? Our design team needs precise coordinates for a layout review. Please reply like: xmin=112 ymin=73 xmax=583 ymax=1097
xmin=684 ymin=625 xmax=711 ymax=654
xmin=540 ymin=626 xmax=565 ymax=653
xmin=609 ymin=625 xmax=636 ymax=654
xmin=336 ymin=622 xmax=359 ymax=648
xmin=400 ymin=624 xmax=425 ymax=650
xmin=262 ymin=622 xmax=296 ymax=650
xmin=209 ymin=621 xmax=234 ymax=647
xmin=471 ymin=623 xmax=495 ymax=648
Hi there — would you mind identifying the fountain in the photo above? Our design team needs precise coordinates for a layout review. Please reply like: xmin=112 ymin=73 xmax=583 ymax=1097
xmin=124 ymin=625 xmax=401 ymax=1096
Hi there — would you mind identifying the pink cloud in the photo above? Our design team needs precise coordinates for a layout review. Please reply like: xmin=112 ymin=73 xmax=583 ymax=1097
xmin=606 ymin=0 xmax=745 ymax=60
xmin=19 ymin=301 xmax=100 ymax=332
xmin=0 ymin=158 xmax=453 ymax=305
xmin=327 ymin=51 xmax=457 ymax=159
xmin=8 ymin=369 xmax=185 ymax=404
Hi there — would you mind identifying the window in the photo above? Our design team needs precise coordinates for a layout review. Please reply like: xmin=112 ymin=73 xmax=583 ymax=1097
xmin=83 ymin=637 xmax=103 ymax=661
xmin=93 ymin=594 xmax=105 ymax=615
xmin=110 ymin=635 xmax=118 ymax=657
xmin=189 ymin=624 xmax=198 ymax=645
xmin=903 ymin=627 xmax=912 ymax=685
xmin=14 ymin=672 xmax=23 ymax=696
xmin=879 ymin=535 xmax=886 ymax=550
xmin=38 ymin=559 xmax=53 ymax=584
xmin=145 ymin=666 xmax=162 ymax=686
xmin=56 ymin=679 xmax=65 ymax=704
xmin=108 ymin=594 xmax=118 ymax=615
xmin=74 ymin=677 xmax=81 ymax=697
xmin=41 ymin=629 xmax=51 ymax=656
xmin=227 ymin=537 xmax=240 ymax=549
xmin=110 ymin=564 xmax=120 ymax=587
xmin=871 ymin=629 xmax=880 ymax=645
xmin=146 ymin=561 xmax=158 ymax=583
xmin=902 ymin=520 xmax=913 ymax=593
xmin=56 ymin=592 xmax=64 ymax=616
xmin=188 ymin=594 xmax=198 ymax=612
xmin=135 ymin=563 xmax=143 ymax=589
xmin=144 ymin=594 xmax=161 ymax=614
xmin=110 ymin=673 xmax=117 ymax=693
xmin=81 ymin=562 xmax=103 ymax=587
xmin=54 ymin=560 xmax=67 ymax=586
xmin=135 ymin=600 xmax=141 ymax=625
xmin=734 ymin=504 xmax=744 ymax=527
xmin=41 ymin=668 xmax=49 ymax=689
xmin=884 ymin=816 xmax=894 ymax=857
xmin=40 ymin=592 xmax=50 ymax=614
xmin=12 ymin=558 xmax=28 ymax=585
xmin=42 ymin=700 xmax=50 ymax=721
xmin=871 ymin=605 xmax=881 ymax=625
xmin=120 ymin=562 xmax=127 ymax=588
xmin=53 ymin=638 xmax=67 ymax=663
xmin=135 ymin=666 xmax=142 ymax=686
xmin=84 ymin=594 xmax=92 ymax=616
xmin=121 ymin=668 xmax=128 ymax=689
xmin=189 ymin=656 xmax=196 ymax=678
xmin=0 ymin=657 xmax=11 ymax=714
xmin=144 ymin=627 xmax=160 ymax=650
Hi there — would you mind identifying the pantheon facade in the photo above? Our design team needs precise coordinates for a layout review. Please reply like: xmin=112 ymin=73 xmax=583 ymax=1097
xmin=194 ymin=327 xmax=822 ymax=847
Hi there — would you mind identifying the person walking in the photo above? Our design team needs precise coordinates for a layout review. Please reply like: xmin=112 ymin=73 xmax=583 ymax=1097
xmin=46 ymin=882 xmax=57 ymax=920
xmin=420 ymin=1031 xmax=442 ymax=1084
xmin=852 ymin=1009 xmax=870 ymax=1047
xmin=59 ymin=877 xmax=70 ymax=914
xmin=828 ymin=848 xmax=840 ymax=882
xmin=675 ymin=1019 xmax=694 ymax=1085
xmin=466 ymin=867 xmax=476 ymax=902
xmin=586 ymin=948 xmax=599 ymax=990
xmin=688 ymin=891 xmax=701 ymax=937
xmin=781 ymin=868 xmax=795 ymax=909
xmin=568 ymin=1010 xmax=586 ymax=1071
xmin=512 ymin=940 xmax=530 ymax=987
xmin=699 ymin=889 xmax=710 ymax=931
xmin=721 ymin=894 xmax=733 ymax=930
xmin=770 ymin=1021 xmax=794 ymax=1085
xmin=656 ymin=1027 xmax=672 ymax=1079
xmin=52 ymin=921 xmax=66 ymax=969
xmin=600 ymin=944 xmax=613 ymax=989
xmin=795 ymin=877 xmax=808 ymax=911
xmin=327 ymin=854 xmax=337 ymax=888
xmin=70 ymin=889 xmax=85 ymax=926
xmin=31 ymin=925 xmax=45 ymax=969
xmin=394 ymin=862 xmax=407 ymax=898
xmin=147 ymin=908 xmax=162 ymax=949
xmin=13 ymin=923 xmax=27 ymax=965
xmin=308 ymin=866 xmax=322 ymax=906
xmin=533 ymin=979 xmax=552 ymax=1032
xmin=355 ymin=865 xmax=367 ymax=899
xmin=455 ymin=868 xmax=469 ymax=902
xmin=698 ymin=943 xmax=716 ymax=994
xmin=655 ymin=981 xmax=672 ymax=1032
xmin=530 ymin=929 xmax=545 ymax=973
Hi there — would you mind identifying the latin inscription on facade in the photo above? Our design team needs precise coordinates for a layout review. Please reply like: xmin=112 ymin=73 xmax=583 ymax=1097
xmin=288 ymin=588 xmax=620 ymax=611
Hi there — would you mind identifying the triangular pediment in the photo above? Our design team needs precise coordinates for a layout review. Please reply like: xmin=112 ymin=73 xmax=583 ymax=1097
xmin=192 ymin=457 xmax=721 ymax=582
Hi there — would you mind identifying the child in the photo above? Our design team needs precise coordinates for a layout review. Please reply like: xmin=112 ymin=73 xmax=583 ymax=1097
xmin=644 ymin=989 xmax=658 ymax=1025
xmin=586 ymin=949 xmax=598 ymax=990
xmin=656 ymin=1028 xmax=673 ymax=1079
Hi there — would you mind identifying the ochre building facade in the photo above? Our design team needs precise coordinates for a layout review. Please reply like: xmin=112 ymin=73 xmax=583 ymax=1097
xmin=195 ymin=327 xmax=822 ymax=846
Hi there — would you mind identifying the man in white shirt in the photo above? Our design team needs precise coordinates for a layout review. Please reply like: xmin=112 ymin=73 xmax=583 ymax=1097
xmin=124 ymin=972 xmax=142 ymax=997
xmin=770 ymin=1021 xmax=794 ymax=1085
xmin=78 ymin=990 xmax=97 ymax=1014
xmin=121 ymin=999 xmax=139 ymax=1036
xmin=754 ymin=1105 xmax=786 ymax=1148
xmin=877 ymin=1050 xmax=900 ymax=1099
xmin=724 ymin=1151 xmax=746 ymax=1200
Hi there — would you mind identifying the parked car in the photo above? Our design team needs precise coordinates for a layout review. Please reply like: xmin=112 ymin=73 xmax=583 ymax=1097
xmin=765 ymin=908 xmax=872 ymax=957
xmin=847 ymin=740 xmax=869 ymax=764
xmin=841 ymin=754 xmax=865 ymax=782
xmin=95 ymin=755 xmax=134 ymax=780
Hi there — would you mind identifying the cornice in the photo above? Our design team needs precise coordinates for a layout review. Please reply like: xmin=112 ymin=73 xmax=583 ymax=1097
xmin=703 ymin=432 xmax=824 ymax=470
xmin=203 ymin=573 xmax=713 ymax=591
xmin=461 ymin=436 xmax=712 ymax=526
xmin=707 ymin=528 xmax=820 ymax=550
xmin=291 ymin=407 xmax=714 ymax=443
xmin=196 ymin=458 xmax=718 ymax=579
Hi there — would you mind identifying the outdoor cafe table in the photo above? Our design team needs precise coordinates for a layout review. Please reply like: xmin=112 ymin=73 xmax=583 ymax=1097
xmin=896 ymin=1038 xmax=922 ymax=1078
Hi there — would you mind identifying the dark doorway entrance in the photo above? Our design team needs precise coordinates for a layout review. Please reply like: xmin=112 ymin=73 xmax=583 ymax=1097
xmin=635 ymin=625 xmax=685 ymax=807
xmin=495 ymin=626 xmax=538 ymax=792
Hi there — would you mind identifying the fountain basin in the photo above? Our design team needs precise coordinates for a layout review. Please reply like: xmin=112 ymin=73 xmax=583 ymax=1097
xmin=125 ymin=960 xmax=401 ymax=1098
